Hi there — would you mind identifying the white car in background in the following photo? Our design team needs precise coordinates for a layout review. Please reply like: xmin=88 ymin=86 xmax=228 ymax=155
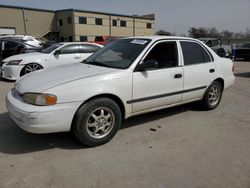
xmin=6 ymin=36 xmax=235 ymax=146
xmin=0 ymin=42 xmax=102 ymax=80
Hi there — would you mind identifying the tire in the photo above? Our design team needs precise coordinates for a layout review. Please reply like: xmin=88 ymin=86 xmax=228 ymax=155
xmin=73 ymin=98 xmax=122 ymax=146
xmin=200 ymin=81 xmax=223 ymax=110
xmin=21 ymin=63 xmax=43 ymax=76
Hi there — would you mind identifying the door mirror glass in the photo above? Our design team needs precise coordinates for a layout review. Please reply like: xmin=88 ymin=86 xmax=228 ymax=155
xmin=137 ymin=60 xmax=159 ymax=71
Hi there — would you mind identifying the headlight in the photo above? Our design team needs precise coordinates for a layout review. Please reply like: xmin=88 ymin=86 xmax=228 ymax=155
xmin=22 ymin=93 xmax=57 ymax=106
xmin=7 ymin=60 xmax=22 ymax=66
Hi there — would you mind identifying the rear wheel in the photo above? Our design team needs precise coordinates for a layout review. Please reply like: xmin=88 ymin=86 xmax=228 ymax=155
xmin=201 ymin=81 xmax=222 ymax=110
xmin=21 ymin=63 xmax=43 ymax=76
xmin=73 ymin=98 xmax=122 ymax=146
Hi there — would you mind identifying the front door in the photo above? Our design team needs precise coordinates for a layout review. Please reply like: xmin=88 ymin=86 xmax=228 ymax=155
xmin=131 ymin=41 xmax=184 ymax=113
xmin=50 ymin=44 xmax=81 ymax=66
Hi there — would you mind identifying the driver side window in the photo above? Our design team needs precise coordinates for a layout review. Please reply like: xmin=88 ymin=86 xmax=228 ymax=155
xmin=60 ymin=44 xmax=79 ymax=54
xmin=144 ymin=41 xmax=178 ymax=69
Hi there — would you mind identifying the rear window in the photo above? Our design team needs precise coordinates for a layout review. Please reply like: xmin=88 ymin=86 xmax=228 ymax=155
xmin=181 ymin=41 xmax=211 ymax=65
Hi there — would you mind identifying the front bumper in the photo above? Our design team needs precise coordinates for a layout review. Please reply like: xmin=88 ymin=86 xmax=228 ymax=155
xmin=1 ymin=64 xmax=24 ymax=81
xmin=6 ymin=89 xmax=82 ymax=133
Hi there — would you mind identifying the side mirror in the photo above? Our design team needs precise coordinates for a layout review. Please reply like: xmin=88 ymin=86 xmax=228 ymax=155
xmin=137 ymin=60 xmax=159 ymax=71
xmin=54 ymin=50 xmax=61 ymax=56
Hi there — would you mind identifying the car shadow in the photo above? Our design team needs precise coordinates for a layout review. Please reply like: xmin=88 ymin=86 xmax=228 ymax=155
xmin=234 ymin=72 xmax=250 ymax=78
xmin=0 ymin=112 xmax=85 ymax=154
xmin=0 ymin=77 xmax=15 ymax=82
xmin=0 ymin=103 xmax=200 ymax=154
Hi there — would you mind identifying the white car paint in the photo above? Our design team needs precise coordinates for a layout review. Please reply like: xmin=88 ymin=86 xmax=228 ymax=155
xmin=0 ymin=42 xmax=102 ymax=80
xmin=6 ymin=36 xmax=235 ymax=134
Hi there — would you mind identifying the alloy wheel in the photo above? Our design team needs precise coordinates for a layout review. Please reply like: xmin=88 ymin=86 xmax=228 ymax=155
xmin=86 ymin=107 xmax=115 ymax=139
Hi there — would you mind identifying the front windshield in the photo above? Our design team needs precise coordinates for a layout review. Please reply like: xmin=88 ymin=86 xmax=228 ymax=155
xmin=41 ymin=44 xmax=63 ymax=54
xmin=84 ymin=38 xmax=151 ymax=69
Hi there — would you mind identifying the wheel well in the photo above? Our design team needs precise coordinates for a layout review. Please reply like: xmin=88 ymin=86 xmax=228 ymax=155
xmin=20 ymin=63 xmax=43 ymax=77
xmin=71 ymin=94 xmax=126 ymax=130
xmin=214 ymin=78 xmax=224 ymax=90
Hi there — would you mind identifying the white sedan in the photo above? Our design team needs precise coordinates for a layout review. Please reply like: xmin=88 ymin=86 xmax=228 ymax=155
xmin=6 ymin=36 xmax=235 ymax=146
xmin=0 ymin=42 xmax=102 ymax=80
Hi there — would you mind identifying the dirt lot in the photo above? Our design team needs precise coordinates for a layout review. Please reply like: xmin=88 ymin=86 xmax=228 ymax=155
xmin=0 ymin=61 xmax=249 ymax=188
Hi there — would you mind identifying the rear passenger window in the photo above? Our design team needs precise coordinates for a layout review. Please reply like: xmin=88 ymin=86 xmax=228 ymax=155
xmin=181 ymin=41 xmax=211 ymax=65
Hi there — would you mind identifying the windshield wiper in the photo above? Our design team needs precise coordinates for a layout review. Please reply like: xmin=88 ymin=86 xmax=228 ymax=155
xmin=84 ymin=61 xmax=113 ymax=68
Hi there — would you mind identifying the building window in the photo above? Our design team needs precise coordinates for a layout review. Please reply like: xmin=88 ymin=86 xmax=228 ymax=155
xmin=80 ymin=36 xmax=87 ymax=42
xmin=95 ymin=18 xmax=103 ymax=25
xmin=60 ymin=37 xmax=67 ymax=42
xmin=79 ymin=17 xmax=87 ymax=24
xmin=112 ymin=20 xmax=117 ymax=26
xmin=67 ymin=17 xmax=72 ymax=24
xmin=147 ymin=23 xmax=152 ymax=29
xmin=59 ymin=19 xmax=63 ymax=26
xmin=68 ymin=36 xmax=73 ymax=42
xmin=120 ymin=20 xmax=126 ymax=27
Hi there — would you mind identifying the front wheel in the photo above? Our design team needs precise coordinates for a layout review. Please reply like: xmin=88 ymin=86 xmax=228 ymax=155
xmin=73 ymin=98 xmax=122 ymax=146
xmin=21 ymin=63 xmax=43 ymax=76
xmin=201 ymin=81 xmax=223 ymax=110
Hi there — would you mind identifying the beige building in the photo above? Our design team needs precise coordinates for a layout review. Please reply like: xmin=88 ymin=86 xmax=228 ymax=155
xmin=0 ymin=5 xmax=155 ymax=42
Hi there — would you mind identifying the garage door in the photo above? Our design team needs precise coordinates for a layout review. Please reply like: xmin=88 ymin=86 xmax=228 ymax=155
xmin=0 ymin=28 xmax=16 ymax=35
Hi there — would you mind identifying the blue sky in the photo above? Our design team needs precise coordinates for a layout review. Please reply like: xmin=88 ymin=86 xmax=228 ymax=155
xmin=0 ymin=0 xmax=249 ymax=34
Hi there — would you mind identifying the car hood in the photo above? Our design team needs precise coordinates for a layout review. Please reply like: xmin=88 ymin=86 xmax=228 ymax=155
xmin=15 ymin=63 xmax=118 ymax=94
xmin=3 ymin=52 xmax=46 ymax=62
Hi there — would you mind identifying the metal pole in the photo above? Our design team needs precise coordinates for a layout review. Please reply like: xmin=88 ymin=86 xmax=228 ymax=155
xmin=133 ymin=16 xmax=135 ymax=36
xmin=22 ymin=8 xmax=27 ymax=35
xmin=109 ymin=15 xmax=112 ymax=36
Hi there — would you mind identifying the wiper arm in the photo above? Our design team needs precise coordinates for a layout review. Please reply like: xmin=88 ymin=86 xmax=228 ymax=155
xmin=84 ymin=61 xmax=112 ymax=68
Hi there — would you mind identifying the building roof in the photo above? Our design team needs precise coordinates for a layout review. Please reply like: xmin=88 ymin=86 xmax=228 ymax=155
xmin=0 ymin=4 xmax=54 ymax=12
xmin=57 ymin=9 xmax=154 ymax=20
xmin=0 ymin=4 xmax=155 ymax=20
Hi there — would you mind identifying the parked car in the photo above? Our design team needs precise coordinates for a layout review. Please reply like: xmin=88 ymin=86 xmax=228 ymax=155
xmin=95 ymin=36 xmax=116 ymax=45
xmin=0 ymin=35 xmax=44 ymax=48
xmin=0 ymin=39 xmax=42 ymax=63
xmin=6 ymin=36 xmax=235 ymax=146
xmin=234 ymin=43 xmax=250 ymax=60
xmin=198 ymin=38 xmax=231 ymax=58
xmin=1 ymin=42 xmax=102 ymax=80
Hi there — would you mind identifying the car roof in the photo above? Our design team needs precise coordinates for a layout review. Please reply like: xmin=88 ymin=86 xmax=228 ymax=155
xmin=58 ymin=42 xmax=103 ymax=47
xmin=0 ymin=38 xmax=40 ymax=48
xmin=198 ymin=38 xmax=218 ymax=40
xmin=126 ymin=36 xmax=201 ymax=43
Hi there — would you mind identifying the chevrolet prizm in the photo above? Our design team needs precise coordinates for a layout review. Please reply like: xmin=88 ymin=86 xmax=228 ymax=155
xmin=6 ymin=36 xmax=235 ymax=146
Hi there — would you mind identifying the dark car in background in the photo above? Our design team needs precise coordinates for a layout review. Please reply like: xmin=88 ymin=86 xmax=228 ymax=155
xmin=0 ymin=39 xmax=42 ymax=65
xmin=199 ymin=38 xmax=231 ymax=58
xmin=235 ymin=43 xmax=250 ymax=60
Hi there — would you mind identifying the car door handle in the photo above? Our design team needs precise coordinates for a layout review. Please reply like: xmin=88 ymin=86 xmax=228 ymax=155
xmin=209 ymin=69 xmax=215 ymax=73
xmin=74 ymin=56 xmax=81 ymax=59
xmin=174 ymin=74 xmax=182 ymax=79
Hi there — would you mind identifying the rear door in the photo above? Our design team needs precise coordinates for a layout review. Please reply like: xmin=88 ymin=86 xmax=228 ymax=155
xmin=131 ymin=41 xmax=184 ymax=113
xmin=180 ymin=41 xmax=216 ymax=101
